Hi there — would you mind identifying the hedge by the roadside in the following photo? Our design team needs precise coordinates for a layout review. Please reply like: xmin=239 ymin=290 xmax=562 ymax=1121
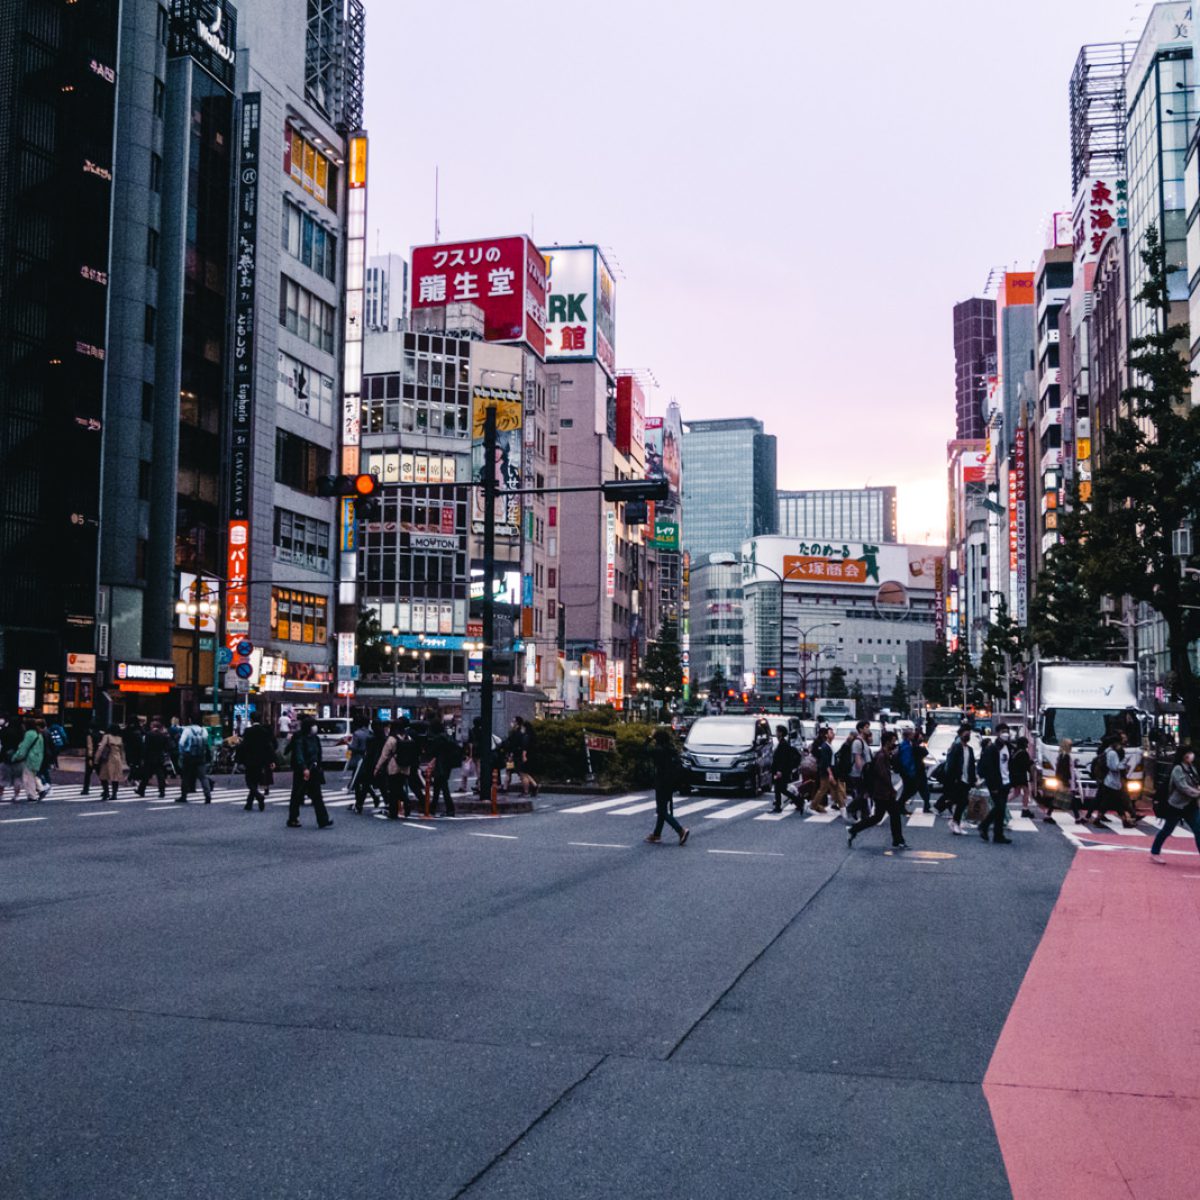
xmin=528 ymin=711 xmax=673 ymax=789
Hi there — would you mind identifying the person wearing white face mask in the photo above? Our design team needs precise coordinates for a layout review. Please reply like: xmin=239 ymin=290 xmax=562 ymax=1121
xmin=978 ymin=723 xmax=1014 ymax=844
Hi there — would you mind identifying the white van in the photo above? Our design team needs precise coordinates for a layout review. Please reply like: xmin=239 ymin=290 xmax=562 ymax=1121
xmin=314 ymin=717 xmax=352 ymax=768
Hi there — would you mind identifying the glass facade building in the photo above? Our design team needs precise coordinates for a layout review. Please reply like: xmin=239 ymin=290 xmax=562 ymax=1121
xmin=777 ymin=487 xmax=897 ymax=543
xmin=681 ymin=418 xmax=777 ymax=562
xmin=952 ymin=298 xmax=996 ymax=441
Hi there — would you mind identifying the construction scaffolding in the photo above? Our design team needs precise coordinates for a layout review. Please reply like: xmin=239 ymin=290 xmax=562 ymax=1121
xmin=1069 ymin=42 xmax=1137 ymax=193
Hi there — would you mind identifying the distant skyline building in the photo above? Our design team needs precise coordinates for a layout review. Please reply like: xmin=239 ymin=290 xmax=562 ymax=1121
xmin=777 ymin=487 xmax=897 ymax=543
xmin=681 ymin=418 xmax=777 ymax=563
xmin=952 ymin=298 xmax=996 ymax=441
xmin=365 ymin=253 xmax=408 ymax=331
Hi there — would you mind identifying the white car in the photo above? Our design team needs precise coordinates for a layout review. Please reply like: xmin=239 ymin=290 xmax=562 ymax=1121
xmin=314 ymin=717 xmax=352 ymax=768
xmin=926 ymin=727 xmax=982 ymax=789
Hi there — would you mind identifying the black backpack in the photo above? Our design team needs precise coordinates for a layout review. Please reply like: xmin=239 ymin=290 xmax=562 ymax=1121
xmin=834 ymin=737 xmax=856 ymax=782
xmin=1088 ymin=752 xmax=1108 ymax=786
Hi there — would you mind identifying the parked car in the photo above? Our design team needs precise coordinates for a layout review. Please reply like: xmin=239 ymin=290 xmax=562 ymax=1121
xmin=680 ymin=715 xmax=774 ymax=795
xmin=314 ymin=717 xmax=352 ymax=768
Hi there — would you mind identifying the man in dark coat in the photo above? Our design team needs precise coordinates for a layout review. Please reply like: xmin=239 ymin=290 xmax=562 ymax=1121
xmin=287 ymin=717 xmax=333 ymax=829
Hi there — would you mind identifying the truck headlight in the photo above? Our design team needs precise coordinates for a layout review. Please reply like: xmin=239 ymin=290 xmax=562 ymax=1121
xmin=1043 ymin=776 xmax=1059 ymax=791
xmin=1126 ymin=780 xmax=1142 ymax=794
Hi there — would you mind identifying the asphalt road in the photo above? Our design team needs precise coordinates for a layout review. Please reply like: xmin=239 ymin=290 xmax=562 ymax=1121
xmin=1 ymin=784 xmax=1076 ymax=1199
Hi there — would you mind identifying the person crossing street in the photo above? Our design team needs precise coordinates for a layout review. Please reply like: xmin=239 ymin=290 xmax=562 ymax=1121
xmin=645 ymin=728 xmax=689 ymax=846
xmin=978 ymin=722 xmax=1013 ymax=844
xmin=287 ymin=717 xmax=333 ymax=829
xmin=847 ymin=730 xmax=905 ymax=850
xmin=771 ymin=724 xmax=799 ymax=813
xmin=237 ymin=715 xmax=276 ymax=811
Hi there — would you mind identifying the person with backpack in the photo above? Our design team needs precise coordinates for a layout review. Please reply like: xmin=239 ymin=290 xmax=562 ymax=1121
xmin=36 ymin=719 xmax=58 ymax=795
xmin=847 ymin=730 xmax=906 ymax=850
xmin=427 ymin=722 xmax=460 ymax=817
xmin=838 ymin=720 xmax=873 ymax=823
xmin=770 ymin=725 xmax=799 ymax=813
xmin=94 ymin=723 xmax=128 ymax=802
xmin=1009 ymin=735 xmax=1036 ymax=820
xmin=345 ymin=718 xmax=375 ymax=810
xmin=287 ymin=716 xmax=333 ymax=829
xmin=1149 ymin=745 xmax=1200 ymax=861
xmin=809 ymin=726 xmax=838 ymax=813
xmin=977 ymin=722 xmax=1013 ymax=844
xmin=237 ymin=714 xmax=276 ymax=811
xmin=645 ymin=727 xmax=689 ymax=846
xmin=10 ymin=718 xmax=48 ymax=801
xmin=1087 ymin=732 xmax=1134 ymax=827
xmin=895 ymin=728 xmax=920 ymax=814
xmin=376 ymin=719 xmax=418 ymax=819
xmin=177 ymin=722 xmax=213 ymax=804
xmin=945 ymin=727 xmax=978 ymax=836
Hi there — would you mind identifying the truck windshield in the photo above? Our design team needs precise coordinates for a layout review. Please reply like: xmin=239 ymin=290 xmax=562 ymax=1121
xmin=1042 ymin=708 xmax=1117 ymax=747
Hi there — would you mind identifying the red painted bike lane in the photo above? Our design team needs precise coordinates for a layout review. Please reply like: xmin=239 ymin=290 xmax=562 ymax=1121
xmin=983 ymin=840 xmax=1200 ymax=1199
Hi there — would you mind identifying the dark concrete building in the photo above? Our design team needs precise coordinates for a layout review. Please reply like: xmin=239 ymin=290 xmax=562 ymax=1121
xmin=952 ymin=297 xmax=996 ymax=442
xmin=0 ymin=0 xmax=120 ymax=721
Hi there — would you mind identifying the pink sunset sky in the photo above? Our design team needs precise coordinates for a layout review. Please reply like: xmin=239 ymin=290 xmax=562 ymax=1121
xmin=364 ymin=0 xmax=1142 ymax=543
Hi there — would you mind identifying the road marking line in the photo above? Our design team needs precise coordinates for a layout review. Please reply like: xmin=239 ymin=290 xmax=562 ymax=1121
xmin=906 ymin=810 xmax=936 ymax=828
xmin=0 ymin=816 xmax=47 ymax=824
xmin=707 ymin=848 xmax=784 ymax=857
xmin=147 ymin=805 xmax=184 ymax=811
xmin=672 ymin=796 xmax=732 ymax=817
xmin=77 ymin=811 xmax=120 ymax=818
xmin=804 ymin=809 xmax=841 ymax=823
xmin=1005 ymin=812 xmax=1040 ymax=833
xmin=608 ymin=800 xmax=658 ymax=815
xmin=705 ymin=799 xmax=770 ymax=820
xmin=562 ymin=794 xmax=648 ymax=813
xmin=755 ymin=806 xmax=800 ymax=821
xmin=469 ymin=832 xmax=518 ymax=840
xmin=369 ymin=814 xmax=437 ymax=830
xmin=568 ymin=841 xmax=630 ymax=849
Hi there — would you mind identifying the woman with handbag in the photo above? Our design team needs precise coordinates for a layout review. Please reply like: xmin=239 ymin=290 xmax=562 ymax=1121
xmin=95 ymin=724 xmax=128 ymax=802
xmin=1149 ymin=746 xmax=1200 ymax=861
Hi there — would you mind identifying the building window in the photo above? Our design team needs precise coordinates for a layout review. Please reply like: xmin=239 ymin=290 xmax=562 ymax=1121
xmin=548 ymin=445 xmax=558 ymax=465
xmin=156 ymin=5 xmax=169 ymax=45
xmin=282 ymin=198 xmax=337 ymax=281
xmin=146 ymin=227 xmax=159 ymax=268
xmin=279 ymin=275 xmax=335 ymax=354
xmin=285 ymin=122 xmax=338 ymax=211
xmin=143 ymin=304 xmax=156 ymax=344
xmin=152 ymin=77 xmax=166 ymax=118
xmin=271 ymin=587 xmax=328 ymax=645
xmin=547 ymin=568 xmax=556 ymax=588
xmin=273 ymin=507 xmax=331 ymax=570
xmin=548 ymin=505 xmax=557 ymax=528
xmin=142 ymin=382 xmax=154 ymax=422
xmin=137 ymin=461 xmax=151 ymax=501
xmin=149 ymin=151 xmax=162 ymax=193
xmin=277 ymin=350 xmax=334 ymax=425
xmin=274 ymin=429 xmax=330 ymax=494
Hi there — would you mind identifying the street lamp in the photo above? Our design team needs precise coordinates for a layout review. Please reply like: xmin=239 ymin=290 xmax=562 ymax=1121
xmin=174 ymin=579 xmax=220 ymax=721
xmin=787 ymin=621 xmax=842 ymax=717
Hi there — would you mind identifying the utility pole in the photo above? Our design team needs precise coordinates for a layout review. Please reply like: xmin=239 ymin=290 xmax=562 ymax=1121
xmin=479 ymin=403 xmax=498 ymax=806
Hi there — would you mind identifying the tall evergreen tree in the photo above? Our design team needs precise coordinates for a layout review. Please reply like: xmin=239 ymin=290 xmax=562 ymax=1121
xmin=356 ymin=606 xmax=388 ymax=675
xmin=889 ymin=669 xmax=909 ymax=715
xmin=1083 ymin=225 xmax=1200 ymax=735
xmin=979 ymin=598 xmax=1028 ymax=707
xmin=825 ymin=665 xmax=849 ymax=699
xmin=642 ymin=617 xmax=684 ymax=706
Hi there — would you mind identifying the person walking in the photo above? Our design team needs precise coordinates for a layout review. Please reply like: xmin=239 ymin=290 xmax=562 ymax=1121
xmin=79 ymin=721 xmax=104 ymax=796
xmin=896 ymin=727 xmax=920 ymax=814
xmin=945 ymin=727 xmax=978 ymax=836
xmin=94 ymin=724 xmax=128 ymax=801
xmin=771 ymin=725 xmax=798 ymax=813
xmin=645 ymin=728 xmax=689 ymax=845
xmin=35 ymin=719 xmax=58 ymax=796
xmin=847 ymin=730 xmax=906 ymax=849
xmin=840 ymin=720 xmax=873 ymax=824
xmin=809 ymin=726 xmax=837 ymax=813
xmin=978 ymin=722 xmax=1013 ymax=844
xmin=0 ymin=714 xmax=27 ymax=802
xmin=135 ymin=719 xmax=171 ymax=798
xmin=427 ymin=722 xmax=459 ymax=817
xmin=177 ymin=721 xmax=213 ymax=804
xmin=1149 ymin=746 xmax=1200 ymax=861
xmin=1055 ymin=739 xmax=1083 ymax=823
xmin=376 ymin=719 xmax=417 ymax=819
xmin=345 ymin=718 xmax=374 ymax=809
xmin=10 ymin=718 xmax=48 ymax=800
xmin=287 ymin=716 xmax=332 ymax=829
xmin=1010 ymin=735 xmax=1035 ymax=820
xmin=121 ymin=718 xmax=144 ymax=784
xmin=459 ymin=717 xmax=481 ymax=794
xmin=237 ymin=714 xmax=276 ymax=811
xmin=912 ymin=731 xmax=933 ymax=813
xmin=1087 ymin=733 xmax=1125 ymax=826
xmin=513 ymin=716 xmax=540 ymax=797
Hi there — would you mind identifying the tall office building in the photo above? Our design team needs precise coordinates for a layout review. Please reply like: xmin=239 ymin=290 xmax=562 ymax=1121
xmin=952 ymin=298 xmax=996 ymax=441
xmin=99 ymin=0 xmax=366 ymax=718
xmin=0 ymin=0 xmax=120 ymax=720
xmin=777 ymin=487 xmax=897 ymax=543
xmin=681 ymin=418 xmax=776 ymax=562
xmin=365 ymin=252 xmax=407 ymax=331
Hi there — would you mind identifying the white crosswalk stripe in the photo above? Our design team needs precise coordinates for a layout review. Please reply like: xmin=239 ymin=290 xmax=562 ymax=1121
xmin=672 ymin=797 xmax=735 ymax=818
xmin=562 ymin=794 xmax=649 ymax=814
xmin=705 ymin=799 xmax=770 ymax=820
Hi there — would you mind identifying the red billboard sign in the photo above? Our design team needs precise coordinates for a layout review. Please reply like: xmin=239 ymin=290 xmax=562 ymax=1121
xmin=615 ymin=375 xmax=645 ymax=457
xmin=225 ymin=519 xmax=250 ymax=651
xmin=411 ymin=235 xmax=547 ymax=358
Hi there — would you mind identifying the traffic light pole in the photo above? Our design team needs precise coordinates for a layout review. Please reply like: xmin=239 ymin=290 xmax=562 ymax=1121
xmin=479 ymin=404 xmax=498 ymax=812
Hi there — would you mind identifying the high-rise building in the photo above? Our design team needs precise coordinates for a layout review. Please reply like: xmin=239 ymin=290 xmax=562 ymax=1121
xmin=952 ymin=298 xmax=996 ymax=441
xmin=687 ymin=560 xmax=744 ymax=699
xmin=0 ymin=0 xmax=120 ymax=720
xmin=99 ymin=0 xmax=366 ymax=718
xmin=777 ymin=487 xmax=897 ymax=543
xmin=681 ymin=418 xmax=776 ymax=563
xmin=365 ymin=253 xmax=408 ymax=331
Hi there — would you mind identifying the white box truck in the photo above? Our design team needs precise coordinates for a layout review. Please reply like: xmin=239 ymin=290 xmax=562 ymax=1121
xmin=1030 ymin=661 xmax=1144 ymax=807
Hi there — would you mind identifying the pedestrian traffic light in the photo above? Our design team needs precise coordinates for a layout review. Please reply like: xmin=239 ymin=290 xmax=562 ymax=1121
xmin=766 ymin=668 xmax=777 ymax=678
xmin=798 ymin=691 xmax=807 ymax=700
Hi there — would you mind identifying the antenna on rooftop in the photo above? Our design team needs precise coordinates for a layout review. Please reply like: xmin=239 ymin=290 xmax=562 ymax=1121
xmin=434 ymin=166 xmax=441 ymax=244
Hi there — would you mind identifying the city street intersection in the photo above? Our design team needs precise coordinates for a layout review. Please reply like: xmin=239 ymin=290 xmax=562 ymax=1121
xmin=2 ymin=781 xmax=1196 ymax=1198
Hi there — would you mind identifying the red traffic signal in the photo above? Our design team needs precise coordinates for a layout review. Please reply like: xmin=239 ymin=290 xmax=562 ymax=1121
xmin=353 ymin=473 xmax=376 ymax=496
xmin=765 ymin=668 xmax=777 ymax=678
xmin=315 ymin=473 xmax=379 ymax=498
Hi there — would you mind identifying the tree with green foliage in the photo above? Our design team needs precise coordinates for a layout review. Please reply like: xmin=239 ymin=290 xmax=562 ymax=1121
xmin=1080 ymin=224 xmax=1200 ymax=736
xmin=922 ymin=641 xmax=975 ymax=707
xmin=850 ymin=678 xmax=867 ymax=717
xmin=979 ymin=598 xmax=1028 ymax=708
xmin=825 ymin=665 xmax=848 ymax=699
xmin=355 ymin=606 xmax=388 ymax=676
xmin=1028 ymin=484 xmax=1112 ymax=662
xmin=706 ymin=665 xmax=729 ymax=701
xmin=889 ymin=669 xmax=909 ymax=715
xmin=642 ymin=617 xmax=684 ymax=708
